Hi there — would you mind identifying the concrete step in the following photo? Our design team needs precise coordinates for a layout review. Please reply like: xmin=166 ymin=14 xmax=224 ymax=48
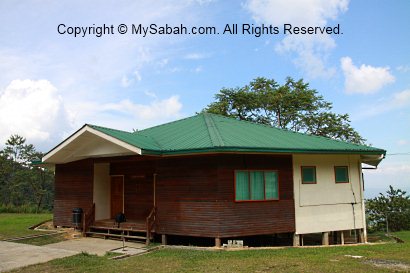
xmin=86 ymin=231 xmax=147 ymax=241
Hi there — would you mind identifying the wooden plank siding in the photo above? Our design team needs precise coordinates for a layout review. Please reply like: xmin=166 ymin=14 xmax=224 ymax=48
xmin=133 ymin=154 xmax=294 ymax=238
xmin=53 ymin=159 xmax=93 ymax=227
xmin=111 ymin=159 xmax=155 ymax=220
xmin=53 ymin=154 xmax=295 ymax=237
xmin=155 ymin=156 xmax=220 ymax=237
xmin=216 ymin=154 xmax=295 ymax=237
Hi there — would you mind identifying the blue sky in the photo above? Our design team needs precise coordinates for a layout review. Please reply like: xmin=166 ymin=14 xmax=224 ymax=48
xmin=0 ymin=0 xmax=409 ymax=197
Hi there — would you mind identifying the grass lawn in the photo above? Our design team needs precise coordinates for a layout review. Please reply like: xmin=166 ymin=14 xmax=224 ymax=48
xmin=0 ymin=213 xmax=67 ymax=246
xmin=0 ymin=213 xmax=52 ymax=239
xmin=12 ymin=231 xmax=410 ymax=273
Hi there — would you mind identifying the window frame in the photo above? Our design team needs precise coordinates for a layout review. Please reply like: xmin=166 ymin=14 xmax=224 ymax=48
xmin=234 ymin=169 xmax=280 ymax=202
xmin=334 ymin=166 xmax=349 ymax=183
xmin=301 ymin=166 xmax=317 ymax=184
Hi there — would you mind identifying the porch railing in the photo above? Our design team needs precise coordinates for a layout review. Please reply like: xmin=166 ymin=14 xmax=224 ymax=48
xmin=146 ymin=206 xmax=156 ymax=245
xmin=82 ymin=203 xmax=95 ymax=236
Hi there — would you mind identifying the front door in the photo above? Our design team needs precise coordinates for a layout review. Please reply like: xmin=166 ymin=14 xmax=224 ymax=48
xmin=110 ymin=176 xmax=124 ymax=218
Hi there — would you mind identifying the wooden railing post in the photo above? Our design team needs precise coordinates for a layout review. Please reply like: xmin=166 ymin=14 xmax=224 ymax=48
xmin=82 ymin=203 xmax=95 ymax=236
xmin=82 ymin=212 xmax=86 ymax=234
xmin=146 ymin=206 xmax=156 ymax=245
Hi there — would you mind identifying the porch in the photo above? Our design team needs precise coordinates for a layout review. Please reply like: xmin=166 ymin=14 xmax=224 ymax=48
xmin=82 ymin=204 xmax=156 ymax=244
xmin=86 ymin=160 xmax=157 ymax=244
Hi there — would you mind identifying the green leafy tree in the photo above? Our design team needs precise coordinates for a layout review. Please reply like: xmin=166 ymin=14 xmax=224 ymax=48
xmin=366 ymin=186 xmax=410 ymax=232
xmin=0 ymin=135 xmax=54 ymax=212
xmin=204 ymin=77 xmax=365 ymax=144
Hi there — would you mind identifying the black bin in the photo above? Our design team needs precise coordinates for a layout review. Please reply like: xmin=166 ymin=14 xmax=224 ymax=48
xmin=72 ymin=208 xmax=83 ymax=227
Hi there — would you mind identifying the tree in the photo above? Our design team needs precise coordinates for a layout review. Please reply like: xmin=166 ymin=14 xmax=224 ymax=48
xmin=366 ymin=186 xmax=410 ymax=232
xmin=204 ymin=77 xmax=365 ymax=144
xmin=3 ymin=135 xmax=37 ymax=164
xmin=0 ymin=135 xmax=54 ymax=212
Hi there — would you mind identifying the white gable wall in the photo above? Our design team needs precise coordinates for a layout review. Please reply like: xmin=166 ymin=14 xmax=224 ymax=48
xmin=293 ymin=154 xmax=365 ymax=234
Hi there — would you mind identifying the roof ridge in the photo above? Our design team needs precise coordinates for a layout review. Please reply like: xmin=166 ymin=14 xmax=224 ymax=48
xmin=135 ymin=115 xmax=196 ymax=133
xmin=203 ymin=113 xmax=225 ymax=147
xmin=135 ymin=130 xmax=164 ymax=150
xmin=88 ymin=124 xmax=132 ymax=134
xmin=205 ymin=113 xmax=376 ymax=150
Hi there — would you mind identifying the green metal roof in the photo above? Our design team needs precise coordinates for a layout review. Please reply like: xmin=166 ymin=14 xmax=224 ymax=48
xmin=89 ymin=113 xmax=386 ymax=156
xmin=89 ymin=125 xmax=160 ymax=151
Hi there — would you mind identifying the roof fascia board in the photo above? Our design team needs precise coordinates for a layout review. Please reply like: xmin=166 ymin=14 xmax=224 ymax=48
xmin=42 ymin=125 xmax=141 ymax=163
xmin=141 ymin=147 xmax=386 ymax=156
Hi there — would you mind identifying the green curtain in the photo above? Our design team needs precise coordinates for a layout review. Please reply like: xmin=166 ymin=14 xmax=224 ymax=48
xmin=250 ymin=171 xmax=264 ymax=200
xmin=265 ymin=171 xmax=279 ymax=199
xmin=335 ymin=167 xmax=349 ymax=182
xmin=235 ymin=171 xmax=249 ymax=201
xmin=302 ymin=167 xmax=316 ymax=183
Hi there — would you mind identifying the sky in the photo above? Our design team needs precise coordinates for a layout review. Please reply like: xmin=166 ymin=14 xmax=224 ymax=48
xmin=0 ymin=0 xmax=409 ymax=198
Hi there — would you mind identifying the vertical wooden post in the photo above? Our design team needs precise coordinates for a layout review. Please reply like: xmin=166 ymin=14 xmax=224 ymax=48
xmin=293 ymin=233 xmax=300 ymax=246
xmin=153 ymin=173 xmax=157 ymax=208
xmin=215 ymin=238 xmax=221 ymax=248
xmin=161 ymin=234 xmax=167 ymax=245
xmin=332 ymin=231 xmax=338 ymax=244
xmin=300 ymin=234 xmax=304 ymax=246
xmin=358 ymin=229 xmax=364 ymax=243
xmin=322 ymin=232 xmax=329 ymax=246
xmin=340 ymin=231 xmax=345 ymax=245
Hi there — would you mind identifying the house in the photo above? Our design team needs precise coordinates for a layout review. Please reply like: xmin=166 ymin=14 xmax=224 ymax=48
xmin=42 ymin=113 xmax=385 ymax=246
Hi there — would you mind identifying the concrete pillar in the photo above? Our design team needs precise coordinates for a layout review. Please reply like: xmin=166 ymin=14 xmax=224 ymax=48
xmin=322 ymin=232 xmax=329 ymax=246
xmin=293 ymin=233 xmax=300 ymax=246
xmin=161 ymin=234 xmax=167 ymax=245
xmin=215 ymin=238 xmax=221 ymax=248
xmin=340 ymin=231 xmax=345 ymax=245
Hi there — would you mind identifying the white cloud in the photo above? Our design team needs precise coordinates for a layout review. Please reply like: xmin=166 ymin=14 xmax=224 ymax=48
xmin=144 ymin=90 xmax=158 ymax=99
xmin=0 ymin=79 xmax=184 ymax=150
xmin=396 ymin=65 xmax=410 ymax=73
xmin=372 ymin=163 xmax=410 ymax=175
xmin=245 ymin=0 xmax=348 ymax=78
xmin=390 ymin=89 xmax=410 ymax=107
xmin=363 ymin=159 xmax=410 ymax=198
xmin=158 ymin=58 xmax=169 ymax=67
xmin=69 ymin=95 xmax=183 ymax=131
xmin=170 ymin=67 xmax=182 ymax=73
xmin=110 ymin=96 xmax=182 ymax=120
xmin=121 ymin=76 xmax=132 ymax=88
xmin=184 ymin=53 xmax=208 ymax=60
xmin=0 ymin=80 xmax=72 ymax=150
xmin=0 ymin=0 xmax=207 ymax=98
xmin=193 ymin=66 xmax=203 ymax=73
xmin=275 ymin=34 xmax=336 ymax=78
xmin=341 ymin=57 xmax=395 ymax=94
xmin=353 ymin=89 xmax=410 ymax=120
xmin=0 ymin=1 xmax=205 ymax=149
xmin=397 ymin=140 xmax=408 ymax=146
xmin=134 ymin=70 xmax=142 ymax=82
xmin=245 ymin=0 xmax=349 ymax=26
xmin=191 ymin=0 xmax=215 ymax=5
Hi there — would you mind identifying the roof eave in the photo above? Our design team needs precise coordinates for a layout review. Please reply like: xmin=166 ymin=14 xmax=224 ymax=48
xmin=42 ymin=125 xmax=142 ymax=164
xmin=141 ymin=147 xmax=386 ymax=156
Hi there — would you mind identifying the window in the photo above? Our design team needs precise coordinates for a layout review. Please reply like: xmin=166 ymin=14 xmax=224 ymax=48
xmin=301 ymin=166 xmax=316 ymax=184
xmin=235 ymin=170 xmax=279 ymax=201
xmin=335 ymin=166 xmax=349 ymax=183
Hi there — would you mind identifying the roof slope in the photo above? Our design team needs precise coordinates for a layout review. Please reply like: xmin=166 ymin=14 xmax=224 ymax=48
xmin=90 ymin=113 xmax=385 ymax=156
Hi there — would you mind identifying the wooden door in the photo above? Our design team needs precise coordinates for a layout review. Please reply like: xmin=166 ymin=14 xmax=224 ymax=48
xmin=110 ymin=176 xmax=124 ymax=218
